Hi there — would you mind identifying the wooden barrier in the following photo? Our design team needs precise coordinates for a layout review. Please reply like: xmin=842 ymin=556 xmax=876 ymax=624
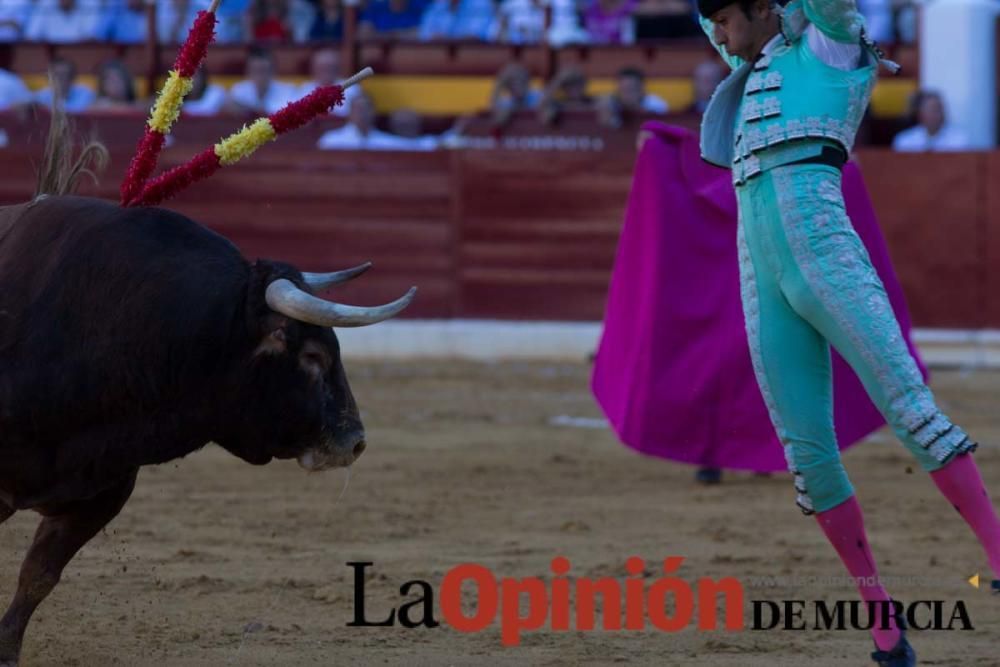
xmin=988 ymin=150 xmax=1000 ymax=328
xmin=836 ymin=151 xmax=991 ymax=329
xmin=0 ymin=114 xmax=997 ymax=327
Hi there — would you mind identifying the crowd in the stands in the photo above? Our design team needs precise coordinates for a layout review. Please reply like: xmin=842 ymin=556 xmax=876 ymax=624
xmin=0 ymin=0 xmax=920 ymax=46
xmin=0 ymin=0 xmax=969 ymax=151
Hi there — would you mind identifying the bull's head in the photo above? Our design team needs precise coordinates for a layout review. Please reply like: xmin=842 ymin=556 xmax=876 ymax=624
xmin=218 ymin=260 xmax=414 ymax=471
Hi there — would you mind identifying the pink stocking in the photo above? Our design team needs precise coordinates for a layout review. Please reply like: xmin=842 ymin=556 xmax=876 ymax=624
xmin=930 ymin=453 xmax=1000 ymax=578
xmin=815 ymin=495 xmax=901 ymax=651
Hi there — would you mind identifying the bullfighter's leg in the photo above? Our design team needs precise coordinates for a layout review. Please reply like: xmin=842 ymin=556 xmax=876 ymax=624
xmin=736 ymin=168 xmax=905 ymax=653
xmin=0 ymin=470 xmax=137 ymax=666
xmin=767 ymin=166 xmax=1000 ymax=580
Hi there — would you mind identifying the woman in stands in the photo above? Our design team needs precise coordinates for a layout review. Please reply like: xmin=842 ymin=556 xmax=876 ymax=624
xmin=91 ymin=60 xmax=143 ymax=113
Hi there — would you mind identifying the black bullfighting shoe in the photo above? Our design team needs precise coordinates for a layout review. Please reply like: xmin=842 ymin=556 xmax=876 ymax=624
xmin=991 ymin=579 xmax=1000 ymax=595
xmin=695 ymin=467 xmax=722 ymax=485
xmin=870 ymin=625 xmax=917 ymax=667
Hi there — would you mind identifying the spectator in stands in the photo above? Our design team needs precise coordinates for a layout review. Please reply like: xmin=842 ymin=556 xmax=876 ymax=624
xmin=546 ymin=0 xmax=590 ymax=46
xmin=584 ymin=0 xmax=638 ymax=44
xmin=895 ymin=0 xmax=919 ymax=45
xmin=225 ymin=46 xmax=297 ymax=115
xmin=288 ymin=0 xmax=318 ymax=41
xmin=317 ymin=92 xmax=411 ymax=149
xmin=90 ymin=59 xmax=141 ymax=112
xmin=419 ymin=0 xmax=498 ymax=41
xmin=489 ymin=63 xmax=541 ymax=126
xmin=0 ymin=0 xmax=32 ymax=42
xmin=101 ymin=0 xmax=147 ymax=43
xmin=631 ymin=0 xmax=701 ymax=40
xmin=250 ymin=0 xmax=293 ymax=42
xmin=208 ymin=0 xmax=250 ymax=42
xmin=25 ymin=0 xmax=105 ymax=43
xmin=494 ymin=0 xmax=586 ymax=45
xmin=618 ymin=67 xmax=667 ymax=112
xmin=183 ymin=66 xmax=227 ymax=116
xmin=34 ymin=57 xmax=95 ymax=114
xmin=596 ymin=67 xmax=668 ymax=128
xmin=538 ymin=66 xmax=593 ymax=125
xmin=495 ymin=0 xmax=545 ymax=44
xmin=387 ymin=108 xmax=439 ymax=149
xmin=104 ymin=0 xmax=246 ymax=43
xmin=159 ymin=0 xmax=211 ymax=44
xmin=858 ymin=0 xmax=892 ymax=43
xmin=686 ymin=58 xmax=724 ymax=115
xmin=309 ymin=0 xmax=344 ymax=41
xmin=298 ymin=47 xmax=360 ymax=116
xmin=359 ymin=0 xmax=428 ymax=39
xmin=0 ymin=65 xmax=31 ymax=111
xmin=892 ymin=89 xmax=971 ymax=152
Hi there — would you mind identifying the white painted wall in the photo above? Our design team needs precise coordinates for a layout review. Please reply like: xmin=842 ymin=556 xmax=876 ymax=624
xmin=337 ymin=320 xmax=1000 ymax=367
xmin=920 ymin=0 xmax=1000 ymax=148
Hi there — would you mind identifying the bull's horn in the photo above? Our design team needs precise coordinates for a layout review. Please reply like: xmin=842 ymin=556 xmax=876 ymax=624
xmin=302 ymin=262 xmax=372 ymax=291
xmin=265 ymin=278 xmax=416 ymax=328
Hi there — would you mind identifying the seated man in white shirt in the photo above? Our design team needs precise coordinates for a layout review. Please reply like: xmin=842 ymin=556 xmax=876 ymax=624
xmin=34 ymin=57 xmax=95 ymax=114
xmin=101 ymin=0 xmax=148 ymax=43
xmin=25 ymin=0 xmax=104 ymax=43
xmin=496 ymin=0 xmax=545 ymax=43
xmin=0 ymin=0 xmax=32 ymax=42
xmin=386 ymin=109 xmax=439 ymax=150
xmin=182 ymin=66 xmax=226 ymax=116
xmin=858 ymin=0 xmax=893 ymax=43
xmin=157 ymin=0 xmax=211 ymax=44
xmin=617 ymin=67 xmax=669 ymax=113
xmin=100 ymin=0 xmax=226 ymax=45
xmin=892 ymin=89 xmax=971 ymax=152
xmin=225 ymin=46 xmax=298 ymax=116
xmin=686 ymin=59 xmax=726 ymax=115
xmin=317 ymin=93 xmax=418 ymax=150
xmin=0 ymin=67 xmax=31 ymax=111
xmin=597 ymin=66 xmax=669 ymax=128
xmin=298 ymin=48 xmax=360 ymax=118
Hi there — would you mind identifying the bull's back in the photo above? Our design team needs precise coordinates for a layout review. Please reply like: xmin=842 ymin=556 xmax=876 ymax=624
xmin=0 ymin=195 xmax=249 ymax=362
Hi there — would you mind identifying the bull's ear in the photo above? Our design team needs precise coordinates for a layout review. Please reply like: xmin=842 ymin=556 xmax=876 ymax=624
xmin=254 ymin=314 xmax=290 ymax=356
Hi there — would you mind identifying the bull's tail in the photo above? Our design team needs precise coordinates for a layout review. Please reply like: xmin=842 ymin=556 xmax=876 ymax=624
xmin=35 ymin=101 xmax=109 ymax=198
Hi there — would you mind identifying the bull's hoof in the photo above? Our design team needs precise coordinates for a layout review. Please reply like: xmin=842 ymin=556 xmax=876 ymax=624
xmin=0 ymin=638 xmax=19 ymax=667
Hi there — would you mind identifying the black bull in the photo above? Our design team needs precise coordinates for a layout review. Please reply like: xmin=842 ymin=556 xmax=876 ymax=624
xmin=0 ymin=194 xmax=413 ymax=664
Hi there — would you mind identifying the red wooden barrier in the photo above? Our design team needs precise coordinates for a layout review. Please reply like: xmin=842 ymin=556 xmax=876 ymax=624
xmin=0 ymin=116 xmax=997 ymax=328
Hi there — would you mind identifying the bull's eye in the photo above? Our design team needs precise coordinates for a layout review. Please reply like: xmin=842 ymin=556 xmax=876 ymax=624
xmin=303 ymin=352 xmax=326 ymax=370
xmin=299 ymin=343 xmax=332 ymax=380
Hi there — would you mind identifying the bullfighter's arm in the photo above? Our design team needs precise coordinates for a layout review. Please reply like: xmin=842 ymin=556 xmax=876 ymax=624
xmin=698 ymin=14 xmax=745 ymax=70
xmin=802 ymin=0 xmax=866 ymax=43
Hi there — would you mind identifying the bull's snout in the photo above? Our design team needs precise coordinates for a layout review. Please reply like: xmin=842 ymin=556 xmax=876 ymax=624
xmin=297 ymin=430 xmax=367 ymax=472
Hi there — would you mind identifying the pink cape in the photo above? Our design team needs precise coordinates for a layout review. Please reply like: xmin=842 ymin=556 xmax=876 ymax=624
xmin=591 ymin=122 xmax=928 ymax=472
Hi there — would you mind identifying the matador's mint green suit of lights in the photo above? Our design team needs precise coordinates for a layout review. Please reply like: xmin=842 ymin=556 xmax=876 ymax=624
xmin=699 ymin=0 xmax=977 ymax=515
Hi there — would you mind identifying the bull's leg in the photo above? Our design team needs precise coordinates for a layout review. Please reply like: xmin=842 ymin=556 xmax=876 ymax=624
xmin=0 ymin=471 xmax=137 ymax=666
xmin=0 ymin=503 xmax=12 ymax=526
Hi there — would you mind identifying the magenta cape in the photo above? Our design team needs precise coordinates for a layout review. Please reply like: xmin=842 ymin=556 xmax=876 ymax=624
xmin=591 ymin=122 xmax=928 ymax=472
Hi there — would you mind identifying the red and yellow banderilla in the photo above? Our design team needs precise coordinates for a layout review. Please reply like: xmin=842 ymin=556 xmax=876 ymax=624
xmin=126 ymin=68 xmax=372 ymax=208
xmin=120 ymin=0 xmax=223 ymax=206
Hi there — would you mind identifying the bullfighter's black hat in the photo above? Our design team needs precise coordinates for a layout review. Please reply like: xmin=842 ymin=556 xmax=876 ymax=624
xmin=699 ymin=0 xmax=785 ymax=17
xmin=697 ymin=0 xmax=739 ymax=18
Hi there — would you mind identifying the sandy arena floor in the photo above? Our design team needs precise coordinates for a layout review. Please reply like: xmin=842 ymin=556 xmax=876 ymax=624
xmin=2 ymin=362 xmax=998 ymax=666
